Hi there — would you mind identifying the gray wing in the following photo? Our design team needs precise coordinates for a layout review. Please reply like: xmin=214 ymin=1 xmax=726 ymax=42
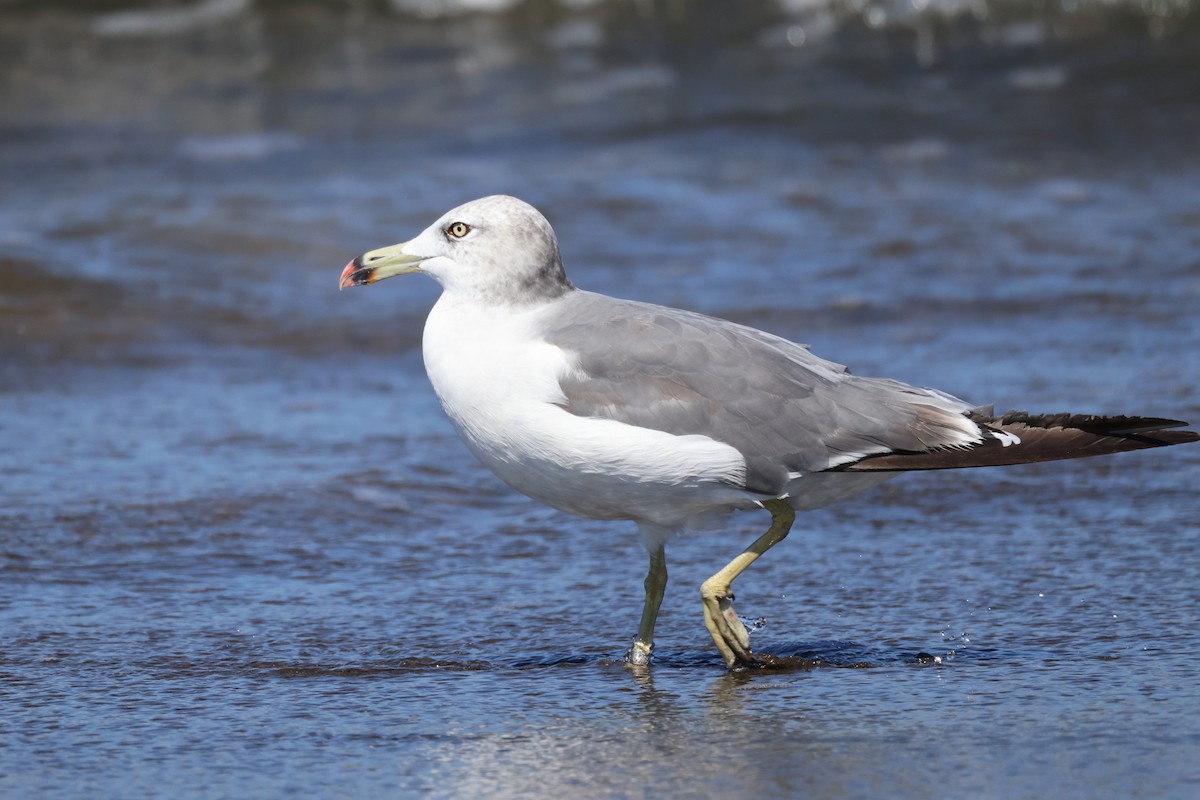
xmin=541 ymin=291 xmax=985 ymax=495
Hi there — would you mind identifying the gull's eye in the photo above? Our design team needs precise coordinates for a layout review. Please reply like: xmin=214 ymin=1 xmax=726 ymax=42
xmin=446 ymin=222 xmax=471 ymax=239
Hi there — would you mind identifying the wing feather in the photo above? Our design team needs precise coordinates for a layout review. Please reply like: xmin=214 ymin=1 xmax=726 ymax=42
xmin=540 ymin=291 xmax=982 ymax=494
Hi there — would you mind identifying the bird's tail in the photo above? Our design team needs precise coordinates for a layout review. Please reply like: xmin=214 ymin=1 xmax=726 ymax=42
xmin=842 ymin=411 xmax=1198 ymax=472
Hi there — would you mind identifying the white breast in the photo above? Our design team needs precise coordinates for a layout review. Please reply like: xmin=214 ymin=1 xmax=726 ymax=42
xmin=421 ymin=295 xmax=754 ymax=526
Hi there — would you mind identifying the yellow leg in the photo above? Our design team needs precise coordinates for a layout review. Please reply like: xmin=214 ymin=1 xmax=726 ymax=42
xmin=626 ymin=545 xmax=667 ymax=666
xmin=700 ymin=499 xmax=795 ymax=668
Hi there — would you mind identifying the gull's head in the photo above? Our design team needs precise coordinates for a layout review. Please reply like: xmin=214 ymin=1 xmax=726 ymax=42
xmin=339 ymin=195 xmax=573 ymax=305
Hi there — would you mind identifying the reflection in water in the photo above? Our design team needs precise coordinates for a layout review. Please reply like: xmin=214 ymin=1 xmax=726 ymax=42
xmin=2 ymin=1 xmax=1198 ymax=798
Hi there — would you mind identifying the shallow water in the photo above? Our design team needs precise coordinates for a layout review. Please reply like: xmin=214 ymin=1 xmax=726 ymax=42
xmin=2 ymin=1 xmax=1199 ymax=797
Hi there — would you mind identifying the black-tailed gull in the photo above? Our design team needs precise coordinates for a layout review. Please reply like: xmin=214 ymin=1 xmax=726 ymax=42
xmin=339 ymin=194 xmax=1197 ymax=669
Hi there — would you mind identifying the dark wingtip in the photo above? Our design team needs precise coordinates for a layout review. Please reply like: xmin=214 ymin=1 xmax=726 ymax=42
xmin=841 ymin=412 xmax=1197 ymax=472
xmin=1155 ymin=429 xmax=1200 ymax=445
xmin=970 ymin=410 xmax=1193 ymax=436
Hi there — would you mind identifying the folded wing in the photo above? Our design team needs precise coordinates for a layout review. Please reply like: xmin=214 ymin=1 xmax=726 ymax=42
xmin=542 ymin=292 xmax=1197 ymax=489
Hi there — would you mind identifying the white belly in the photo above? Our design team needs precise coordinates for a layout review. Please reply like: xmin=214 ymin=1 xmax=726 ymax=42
xmin=421 ymin=296 xmax=754 ymax=526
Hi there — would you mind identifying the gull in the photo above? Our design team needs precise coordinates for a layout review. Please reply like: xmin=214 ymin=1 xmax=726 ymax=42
xmin=339 ymin=195 xmax=1197 ymax=669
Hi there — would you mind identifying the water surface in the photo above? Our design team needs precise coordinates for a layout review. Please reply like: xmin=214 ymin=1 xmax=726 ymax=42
xmin=2 ymin=1 xmax=1199 ymax=797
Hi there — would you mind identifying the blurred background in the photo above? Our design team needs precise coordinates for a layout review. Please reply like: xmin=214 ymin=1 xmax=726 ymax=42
xmin=2 ymin=1 xmax=1199 ymax=797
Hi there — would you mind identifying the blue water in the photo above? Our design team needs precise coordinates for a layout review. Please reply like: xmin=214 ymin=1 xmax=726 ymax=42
xmin=2 ymin=2 xmax=1199 ymax=798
